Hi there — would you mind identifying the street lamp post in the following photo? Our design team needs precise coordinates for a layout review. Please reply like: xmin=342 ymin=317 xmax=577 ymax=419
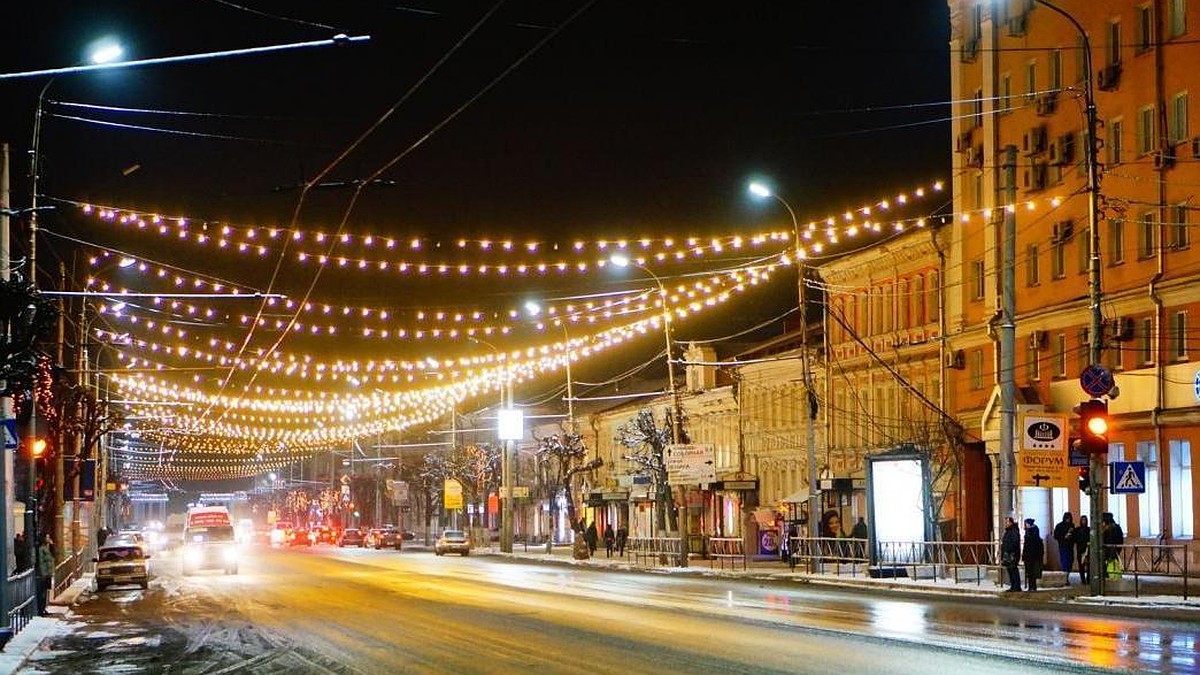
xmin=749 ymin=182 xmax=820 ymax=539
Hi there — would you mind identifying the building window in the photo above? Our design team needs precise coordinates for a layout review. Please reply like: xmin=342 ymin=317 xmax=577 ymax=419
xmin=1108 ymin=118 xmax=1124 ymax=165
xmin=1026 ymin=244 xmax=1040 ymax=286
xmin=913 ymin=276 xmax=926 ymax=326
xmin=898 ymin=279 xmax=909 ymax=330
xmin=969 ymin=349 xmax=984 ymax=390
xmin=972 ymin=87 xmax=984 ymax=129
xmin=1054 ymin=333 xmax=1067 ymax=377
xmin=1138 ymin=441 xmax=1161 ymax=538
xmin=1170 ymin=0 xmax=1187 ymax=38
xmin=1025 ymin=60 xmax=1037 ymax=101
xmin=1107 ymin=443 xmax=1130 ymax=528
xmin=1108 ymin=338 xmax=1123 ymax=372
xmin=1170 ymin=203 xmax=1190 ymax=249
xmin=1079 ymin=328 xmax=1091 ymax=373
xmin=873 ymin=289 xmax=883 ymax=335
xmin=1051 ymin=238 xmax=1066 ymax=279
xmin=1138 ymin=105 xmax=1157 ymax=155
xmin=1170 ymin=92 xmax=1189 ymax=144
xmin=926 ymin=271 xmax=939 ymax=326
xmin=1027 ymin=340 xmax=1041 ymax=381
xmin=1110 ymin=218 xmax=1126 ymax=264
xmin=1000 ymin=73 xmax=1012 ymax=114
xmin=1049 ymin=49 xmax=1063 ymax=91
xmin=971 ymin=259 xmax=985 ymax=300
xmin=1078 ymin=227 xmax=1090 ymax=274
xmin=1138 ymin=210 xmax=1157 ymax=259
xmin=1136 ymin=5 xmax=1155 ymax=53
xmin=1108 ymin=20 xmax=1123 ymax=66
xmin=1171 ymin=311 xmax=1188 ymax=359
xmin=1169 ymin=440 xmax=1193 ymax=538
xmin=1140 ymin=317 xmax=1155 ymax=365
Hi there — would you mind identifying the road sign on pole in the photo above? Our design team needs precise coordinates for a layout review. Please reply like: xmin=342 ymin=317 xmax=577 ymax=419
xmin=665 ymin=444 xmax=716 ymax=485
xmin=2 ymin=419 xmax=18 ymax=450
xmin=1110 ymin=461 xmax=1147 ymax=494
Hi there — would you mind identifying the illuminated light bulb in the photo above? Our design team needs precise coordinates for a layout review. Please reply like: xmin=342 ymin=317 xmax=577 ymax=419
xmin=933 ymin=181 xmax=944 ymax=191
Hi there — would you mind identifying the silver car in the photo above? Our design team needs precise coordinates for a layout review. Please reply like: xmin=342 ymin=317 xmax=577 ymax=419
xmin=434 ymin=530 xmax=470 ymax=556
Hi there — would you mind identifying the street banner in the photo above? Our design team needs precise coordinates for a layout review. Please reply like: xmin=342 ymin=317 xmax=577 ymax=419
xmin=1017 ymin=412 xmax=1071 ymax=488
xmin=444 ymin=479 xmax=463 ymax=509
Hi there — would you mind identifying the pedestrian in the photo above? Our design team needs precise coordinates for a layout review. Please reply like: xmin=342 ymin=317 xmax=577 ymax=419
xmin=615 ymin=526 xmax=628 ymax=557
xmin=584 ymin=521 xmax=598 ymax=555
xmin=97 ymin=526 xmax=111 ymax=547
xmin=603 ymin=523 xmax=615 ymax=557
xmin=850 ymin=517 xmax=868 ymax=540
xmin=1022 ymin=518 xmax=1044 ymax=592
xmin=1073 ymin=515 xmax=1091 ymax=586
xmin=36 ymin=534 xmax=55 ymax=615
xmin=13 ymin=532 xmax=30 ymax=572
xmin=1000 ymin=516 xmax=1021 ymax=592
xmin=1101 ymin=512 xmax=1124 ymax=579
xmin=1052 ymin=512 xmax=1075 ymax=581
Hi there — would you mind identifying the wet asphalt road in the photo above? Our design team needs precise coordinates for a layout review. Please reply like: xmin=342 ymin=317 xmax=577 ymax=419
xmin=14 ymin=543 xmax=1199 ymax=674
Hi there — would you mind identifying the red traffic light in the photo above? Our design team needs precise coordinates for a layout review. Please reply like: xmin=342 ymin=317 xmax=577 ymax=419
xmin=30 ymin=438 xmax=47 ymax=458
xmin=1076 ymin=399 xmax=1109 ymax=455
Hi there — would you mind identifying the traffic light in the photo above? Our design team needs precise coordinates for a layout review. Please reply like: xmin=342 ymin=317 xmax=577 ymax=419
xmin=29 ymin=437 xmax=46 ymax=458
xmin=1077 ymin=398 xmax=1109 ymax=455
xmin=1078 ymin=467 xmax=1090 ymax=494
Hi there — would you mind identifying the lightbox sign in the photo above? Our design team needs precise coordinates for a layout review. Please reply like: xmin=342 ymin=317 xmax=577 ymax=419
xmin=1017 ymin=412 xmax=1071 ymax=488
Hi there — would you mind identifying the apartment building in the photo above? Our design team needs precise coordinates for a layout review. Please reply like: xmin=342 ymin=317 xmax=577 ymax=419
xmin=949 ymin=0 xmax=1199 ymax=555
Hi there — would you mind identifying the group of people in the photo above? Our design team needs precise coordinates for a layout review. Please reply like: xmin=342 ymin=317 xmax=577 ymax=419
xmin=580 ymin=521 xmax=628 ymax=558
xmin=1002 ymin=511 xmax=1125 ymax=592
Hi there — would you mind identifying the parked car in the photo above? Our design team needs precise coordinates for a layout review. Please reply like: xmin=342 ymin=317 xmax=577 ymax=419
xmin=367 ymin=527 xmax=402 ymax=550
xmin=289 ymin=528 xmax=313 ymax=547
xmin=434 ymin=529 xmax=470 ymax=556
xmin=94 ymin=543 xmax=150 ymax=591
xmin=338 ymin=528 xmax=365 ymax=547
xmin=400 ymin=530 xmax=416 ymax=541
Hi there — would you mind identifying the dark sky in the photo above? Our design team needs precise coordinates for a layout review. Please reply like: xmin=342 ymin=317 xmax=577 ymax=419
xmin=0 ymin=1 xmax=952 ymax=469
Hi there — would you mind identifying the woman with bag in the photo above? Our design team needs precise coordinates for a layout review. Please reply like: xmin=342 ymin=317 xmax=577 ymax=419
xmin=1000 ymin=516 xmax=1021 ymax=592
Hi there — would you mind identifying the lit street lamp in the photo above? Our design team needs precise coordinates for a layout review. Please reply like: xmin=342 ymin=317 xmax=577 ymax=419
xmin=748 ymin=181 xmax=820 ymax=539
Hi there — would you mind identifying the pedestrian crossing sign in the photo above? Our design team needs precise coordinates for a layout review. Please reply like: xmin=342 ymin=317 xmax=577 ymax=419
xmin=2 ymin=419 xmax=17 ymax=450
xmin=1110 ymin=461 xmax=1146 ymax=494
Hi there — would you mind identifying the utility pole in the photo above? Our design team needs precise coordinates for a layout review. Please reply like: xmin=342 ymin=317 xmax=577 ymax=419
xmin=1 ymin=143 xmax=12 ymax=628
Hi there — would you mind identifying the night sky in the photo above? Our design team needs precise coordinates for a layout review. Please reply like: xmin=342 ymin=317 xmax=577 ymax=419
xmin=0 ymin=1 xmax=952 ymax=476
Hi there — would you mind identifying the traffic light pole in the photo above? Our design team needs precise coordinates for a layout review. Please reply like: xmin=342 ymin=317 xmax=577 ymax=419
xmin=1088 ymin=443 xmax=1104 ymax=595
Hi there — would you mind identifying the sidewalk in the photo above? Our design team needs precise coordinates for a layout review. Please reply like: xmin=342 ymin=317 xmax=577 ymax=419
xmin=0 ymin=574 xmax=91 ymax=675
xmin=481 ymin=543 xmax=1200 ymax=619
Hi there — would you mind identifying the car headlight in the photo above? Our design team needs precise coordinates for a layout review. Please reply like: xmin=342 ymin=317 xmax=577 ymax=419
xmin=223 ymin=546 xmax=238 ymax=563
xmin=184 ymin=546 xmax=204 ymax=565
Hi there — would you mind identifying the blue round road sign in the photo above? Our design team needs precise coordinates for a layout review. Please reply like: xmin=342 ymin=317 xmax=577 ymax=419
xmin=1080 ymin=364 xmax=1114 ymax=397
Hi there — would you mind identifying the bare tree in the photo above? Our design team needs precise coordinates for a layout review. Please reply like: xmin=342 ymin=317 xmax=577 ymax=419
xmin=534 ymin=431 xmax=600 ymax=533
xmin=615 ymin=408 xmax=679 ymax=535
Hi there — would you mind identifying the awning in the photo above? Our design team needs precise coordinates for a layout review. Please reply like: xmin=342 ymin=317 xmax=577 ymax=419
xmin=780 ymin=487 xmax=810 ymax=503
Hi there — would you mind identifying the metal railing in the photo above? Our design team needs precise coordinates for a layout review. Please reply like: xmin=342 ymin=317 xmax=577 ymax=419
xmin=786 ymin=538 xmax=999 ymax=585
xmin=5 ymin=568 xmax=36 ymax=640
xmin=626 ymin=537 xmax=684 ymax=567
xmin=1111 ymin=542 xmax=1191 ymax=599
xmin=707 ymin=537 xmax=746 ymax=570
xmin=53 ymin=550 xmax=85 ymax=599
xmin=788 ymin=536 xmax=870 ymax=574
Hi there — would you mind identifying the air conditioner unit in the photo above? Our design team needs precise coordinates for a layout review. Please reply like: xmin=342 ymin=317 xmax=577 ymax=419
xmin=1109 ymin=317 xmax=1135 ymax=342
xmin=1029 ymin=330 xmax=1048 ymax=350
xmin=1035 ymin=93 xmax=1058 ymax=116
xmin=1052 ymin=220 xmax=1074 ymax=243
xmin=1098 ymin=64 xmax=1122 ymax=91
xmin=945 ymin=349 xmax=966 ymax=370
xmin=1153 ymin=147 xmax=1177 ymax=170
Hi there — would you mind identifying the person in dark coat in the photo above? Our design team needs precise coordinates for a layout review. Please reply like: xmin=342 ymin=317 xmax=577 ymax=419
xmin=1022 ymin=518 xmax=1044 ymax=591
xmin=584 ymin=521 xmax=598 ymax=555
xmin=602 ymin=524 xmax=615 ymax=557
xmin=36 ymin=535 xmax=55 ymax=615
xmin=1072 ymin=515 xmax=1091 ymax=586
xmin=1101 ymin=512 xmax=1124 ymax=577
xmin=13 ymin=532 xmax=30 ymax=572
xmin=615 ymin=526 xmax=628 ymax=557
xmin=1000 ymin=516 xmax=1021 ymax=592
xmin=1052 ymin=512 xmax=1074 ymax=580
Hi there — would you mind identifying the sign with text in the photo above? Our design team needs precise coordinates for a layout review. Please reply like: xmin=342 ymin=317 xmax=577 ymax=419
xmin=389 ymin=480 xmax=409 ymax=504
xmin=1017 ymin=413 xmax=1071 ymax=488
xmin=665 ymin=443 xmax=716 ymax=485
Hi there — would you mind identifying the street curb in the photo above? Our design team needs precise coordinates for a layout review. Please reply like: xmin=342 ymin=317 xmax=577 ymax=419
xmin=481 ymin=549 xmax=1200 ymax=623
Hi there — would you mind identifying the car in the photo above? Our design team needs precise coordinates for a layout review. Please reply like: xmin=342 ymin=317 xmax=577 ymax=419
xmin=314 ymin=527 xmax=337 ymax=544
xmin=434 ymin=529 xmax=470 ymax=556
xmin=367 ymin=528 xmax=402 ymax=550
xmin=400 ymin=530 xmax=416 ymax=541
xmin=106 ymin=533 xmax=148 ymax=557
xmin=289 ymin=528 xmax=313 ymax=547
xmin=270 ymin=522 xmax=292 ymax=547
xmin=94 ymin=543 xmax=150 ymax=592
xmin=338 ymin=528 xmax=365 ymax=547
xmin=181 ymin=524 xmax=239 ymax=575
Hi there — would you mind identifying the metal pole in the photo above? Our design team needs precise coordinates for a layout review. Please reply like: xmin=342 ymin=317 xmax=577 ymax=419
xmin=501 ymin=373 xmax=514 ymax=553
xmin=769 ymin=195 xmax=820 ymax=537
xmin=1031 ymin=0 xmax=1106 ymax=597
xmin=0 ymin=143 xmax=12 ymax=629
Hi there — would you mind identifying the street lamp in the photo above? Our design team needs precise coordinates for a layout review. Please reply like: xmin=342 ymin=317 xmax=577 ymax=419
xmin=470 ymin=336 xmax=517 ymax=553
xmin=748 ymin=181 xmax=820 ymax=539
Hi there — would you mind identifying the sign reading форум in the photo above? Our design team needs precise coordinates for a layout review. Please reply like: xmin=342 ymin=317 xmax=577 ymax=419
xmin=1016 ymin=412 xmax=1071 ymax=488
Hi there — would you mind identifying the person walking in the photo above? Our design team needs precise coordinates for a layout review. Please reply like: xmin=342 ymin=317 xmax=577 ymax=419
xmin=603 ymin=524 xmax=615 ymax=558
xmin=1000 ymin=516 xmax=1021 ymax=592
xmin=36 ymin=534 xmax=55 ymax=615
xmin=1073 ymin=515 xmax=1091 ymax=586
xmin=1022 ymin=518 xmax=1044 ymax=592
xmin=1101 ymin=512 xmax=1125 ymax=579
xmin=615 ymin=526 xmax=628 ymax=557
xmin=1052 ymin=512 xmax=1075 ymax=582
xmin=584 ymin=521 xmax=598 ymax=555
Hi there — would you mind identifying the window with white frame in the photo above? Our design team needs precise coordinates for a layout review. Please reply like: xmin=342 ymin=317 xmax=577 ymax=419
xmin=1138 ymin=441 xmax=1161 ymax=538
xmin=1078 ymin=226 xmax=1090 ymax=274
xmin=1170 ymin=91 xmax=1189 ymax=143
xmin=1170 ymin=203 xmax=1190 ymax=249
xmin=971 ymin=259 xmax=985 ymax=300
xmin=1025 ymin=60 xmax=1037 ymax=101
xmin=1052 ymin=238 xmax=1066 ymax=279
xmin=1026 ymin=244 xmax=1041 ymax=286
xmin=1170 ymin=0 xmax=1187 ymax=38
xmin=926 ymin=271 xmax=939 ymax=325
xmin=1138 ymin=105 xmax=1157 ymax=155
xmin=969 ymin=349 xmax=984 ymax=390
xmin=1108 ymin=443 xmax=1130 ymax=529
xmin=1109 ymin=118 xmax=1124 ymax=165
xmin=1170 ymin=440 xmax=1193 ymax=538
xmin=1136 ymin=5 xmax=1154 ymax=52
xmin=1050 ymin=49 xmax=1063 ymax=90
xmin=1027 ymin=340 xmax=1041 ymax=381
xmin=1110 ymin=218 xmax=1126 ymax=264
xmin=972 ymin=87 xmax=983 ymax=129
xmin=1140 ymin=317 xmax=1155 ymax=364
xmin=1108 ymin=20 xmax=1123 ymax=66
xmin=1052 ymin=487 xmax=1069 ymax=520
